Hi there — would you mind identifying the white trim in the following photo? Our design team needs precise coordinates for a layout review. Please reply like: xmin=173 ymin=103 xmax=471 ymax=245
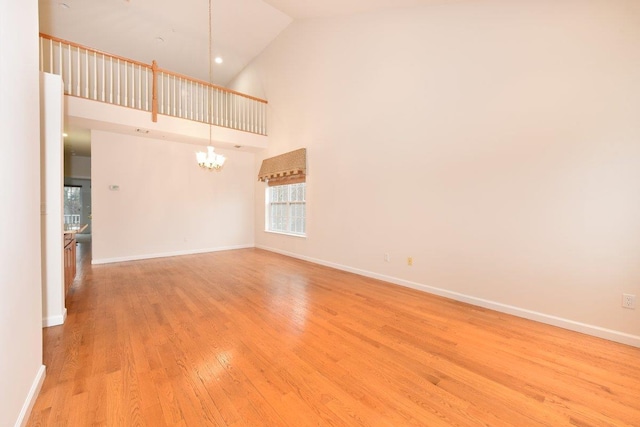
xmin=256 ymin=245 xmax=640 ymax=348
xmin=42 ymin=308 xmax=67 ymax=328
xmin=15 ymin=365 xmax=46 ymax=427
xmin=91 ymin=244 xmax=255 ymax=265
xmin=264 ymin=230 xmax=306 ymax=238
xmin=265 ymin=183 xmax=306 ymax=236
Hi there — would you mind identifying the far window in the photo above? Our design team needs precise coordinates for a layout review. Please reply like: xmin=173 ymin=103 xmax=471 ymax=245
xmin=266 ymin=183 xmax=306 ymax=236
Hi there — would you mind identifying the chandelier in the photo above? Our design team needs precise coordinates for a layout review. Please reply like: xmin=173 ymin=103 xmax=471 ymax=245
xmin=195 ymin=0 xmax=225 ymax=172
xmin=197 ymin=146 xmax=225 ymax=170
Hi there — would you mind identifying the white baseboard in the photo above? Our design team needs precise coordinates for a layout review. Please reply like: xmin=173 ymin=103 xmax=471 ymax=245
xmin=257 ymin=245 xmax=640 ymax=348
xmin=15 ymin=365 xmax=46 ymax=427
xmin=42 ymin=308 xmax=67 ymax=328
xmin=92 ymin=244 xmax=255 ymax=265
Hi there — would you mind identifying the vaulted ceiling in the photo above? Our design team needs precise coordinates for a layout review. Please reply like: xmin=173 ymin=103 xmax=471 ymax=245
xmin=39 ymin=0 xmax=450 ymax=156
xmin=39 ymin=0 xmax=451 ymax=87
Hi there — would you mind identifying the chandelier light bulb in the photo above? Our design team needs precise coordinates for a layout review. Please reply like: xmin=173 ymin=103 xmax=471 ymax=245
xmin=196 ymin=146 xmax=226 ymax=171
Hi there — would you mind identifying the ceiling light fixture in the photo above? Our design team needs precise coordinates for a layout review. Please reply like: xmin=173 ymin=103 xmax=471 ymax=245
xmin=196 ymin=0 xmax=225 ymax=171
xmin=196 ymin=146 xmax=226 ymax=171
xmin=215 ymin=57 xmax=223 ymax=64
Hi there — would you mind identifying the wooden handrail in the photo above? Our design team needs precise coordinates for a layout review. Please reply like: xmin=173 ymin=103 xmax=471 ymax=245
xmin=40 ymin=32 xmax=268 ymax=134
xmin=39 ymin=33 xmax=152 ymax=69
xmin=155 ymin=67 xmax=268 ymax=104
xmin=39 ymin=32 xmax=268 ymax=105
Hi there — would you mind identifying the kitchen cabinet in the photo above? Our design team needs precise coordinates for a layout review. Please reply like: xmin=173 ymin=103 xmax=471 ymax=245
xmin=64 ymin=232 xmax=76 ymax=297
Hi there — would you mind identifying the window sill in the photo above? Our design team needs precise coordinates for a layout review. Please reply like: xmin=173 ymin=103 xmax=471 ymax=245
xmin=264 ymin=230 xmax=306 ymax=239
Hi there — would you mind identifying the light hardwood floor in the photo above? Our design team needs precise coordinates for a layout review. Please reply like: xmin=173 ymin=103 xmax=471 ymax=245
xmin=28 ymin=245 xmax=640 ymax=426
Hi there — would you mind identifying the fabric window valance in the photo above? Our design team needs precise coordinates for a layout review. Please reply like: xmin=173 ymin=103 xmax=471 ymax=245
xmin=258 ymin=148 xmax=306 ymax=187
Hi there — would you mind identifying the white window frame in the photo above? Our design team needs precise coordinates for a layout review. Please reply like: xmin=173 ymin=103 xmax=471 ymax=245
xmin=265 ymin=182 xmax=306 ymax=237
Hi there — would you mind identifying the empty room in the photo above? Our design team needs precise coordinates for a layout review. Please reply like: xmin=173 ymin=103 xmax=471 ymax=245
xmin=2 ymin=0 xmax=639 ymax=426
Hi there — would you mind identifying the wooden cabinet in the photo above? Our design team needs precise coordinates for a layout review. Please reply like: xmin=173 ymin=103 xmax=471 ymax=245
xmin=64 ymin=233 xmax=76 ymax=297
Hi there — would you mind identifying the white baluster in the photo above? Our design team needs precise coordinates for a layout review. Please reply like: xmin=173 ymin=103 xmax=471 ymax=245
xmin=39 ymin=37 xmax=43 ymax=71
xmin=239 ymin=97 xmax=243 ymax=131
xmin=230 ymin=92 xmax=233 ymax=128
xmin=138 ymin=65 xmax=141 ymax=109
xmin=117 ymin=59 xmax=121 ymax=105
xmin=243 ymin=98 xmax=247 ymax=131
xmin=48 ymin=39 xmax=53 ymax=73
xmin=232 ymin=95 xmax=236 ymax=129
xmin=124 ymin=62 xmax=128 ymax=107
xmin=214 ymin=88 xmax=220 ymax=125
xmin=226 ymin=92 xmax=229 ymax=127
xmin=109 ymin=57 xmax=113 ymax=103
xmin=179 ymin=78 xmax=182 ymax=117
xmin=158 ymin=73 xmax=166 ymax=114
xmin=84 ymin=49 xmax=89 ymax=97
xmin=210 ymin=87 xmax=214 ymax=125
xmin=58 ymin=41 xmax=63 ymax=76
xmin=67 ymin=44 xmax=71 ymax=94
xmin=251 ymin=100 xmax=255 ymax=134
xmin=101 ymin=54 xmax=105 ymax=101
xmin=76 ymin=47 xmax=81 ymax=96
xmin=92 ymin=51 xmax=97 ymax=100
xmin=172 ymin=75 xmax=176 ymax=116
xmin=145 ymin=67 xmax=149 ymax=111
xmin=168 ymin=75 xmax=172 ymax=115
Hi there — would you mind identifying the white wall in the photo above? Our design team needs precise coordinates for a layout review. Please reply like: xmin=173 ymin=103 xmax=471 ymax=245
xmin=0 ymin=1 xmax=46 ymax=426
xmin=92 ymin=130 xmax=255 ymax=263
xmin=232 ymin=0 xmax=640 ymax=344
xmin=40 ymin=72 xmax=66 ymax=328
xmin=65 ymin=96 xmax=268 ymax=151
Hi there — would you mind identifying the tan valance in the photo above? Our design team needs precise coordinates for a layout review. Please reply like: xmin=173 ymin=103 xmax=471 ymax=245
xmin=258 ymin=148 xmax=306 ymax=186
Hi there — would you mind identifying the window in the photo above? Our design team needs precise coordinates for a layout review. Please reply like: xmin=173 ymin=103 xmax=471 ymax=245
xmin=266 ymin=183 xmax=306 ymax=236
xmin=64 ymin=186 xmax=82 ymax=226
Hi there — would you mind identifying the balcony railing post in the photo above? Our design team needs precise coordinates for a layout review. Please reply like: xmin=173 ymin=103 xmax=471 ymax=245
xmin=152 ymin=60 xmax=159 ymax=123
xmin=39 ymin=34 xmax=267 ymax=135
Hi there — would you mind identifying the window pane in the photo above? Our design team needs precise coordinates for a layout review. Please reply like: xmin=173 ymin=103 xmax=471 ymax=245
xmin=64 ymin=186 xmax=82 ymax=225
xmin=266 ymin=183 xmax=306 ymax=235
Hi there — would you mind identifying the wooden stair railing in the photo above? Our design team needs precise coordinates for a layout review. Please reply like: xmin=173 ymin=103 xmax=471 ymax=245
xmin=39 ymin=33 xmax=267 ymax=136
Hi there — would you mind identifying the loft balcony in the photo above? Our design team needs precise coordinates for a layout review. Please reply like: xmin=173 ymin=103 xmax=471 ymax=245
xmin=39 ymin=33 xmax=268 ymax=150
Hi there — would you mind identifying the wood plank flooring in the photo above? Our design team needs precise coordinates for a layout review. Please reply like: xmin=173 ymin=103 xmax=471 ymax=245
xmin=28 ymin=245 xmax=640 ymax=426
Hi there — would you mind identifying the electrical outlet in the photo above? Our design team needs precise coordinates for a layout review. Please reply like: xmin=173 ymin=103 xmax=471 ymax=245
xmin=622 ymin=294 xmax=636 ymax=309
xmin=407 ymin=257 xmax=413 ymax=266
xmin=384 ymin=253 xmax=390 ymax=262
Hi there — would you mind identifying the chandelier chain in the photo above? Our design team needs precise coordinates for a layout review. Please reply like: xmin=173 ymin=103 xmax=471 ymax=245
xmin=195 ymin=0 xmax=226 ymax=172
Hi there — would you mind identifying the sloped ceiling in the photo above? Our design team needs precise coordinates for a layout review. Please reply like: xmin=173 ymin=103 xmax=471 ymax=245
xmin=39 ymin=0 xmax=292 ymax=87
xmin=39 ymin=0 xmax=451 ymax=87
xmin=39 ymin=0 xmax=451 ymax=156
xmin=263 ymin=0 xmax=454 ymax=20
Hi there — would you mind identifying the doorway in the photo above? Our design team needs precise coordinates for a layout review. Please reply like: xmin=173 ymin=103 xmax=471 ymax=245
xmin=63 ymin=185 xmax=82 ymax=227
xmin=63 ymin=178 xmax=92 ymax=240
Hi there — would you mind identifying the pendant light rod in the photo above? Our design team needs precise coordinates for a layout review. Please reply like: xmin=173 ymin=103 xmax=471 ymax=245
xmin=196 ymin=0 xmax=226 ymax=171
